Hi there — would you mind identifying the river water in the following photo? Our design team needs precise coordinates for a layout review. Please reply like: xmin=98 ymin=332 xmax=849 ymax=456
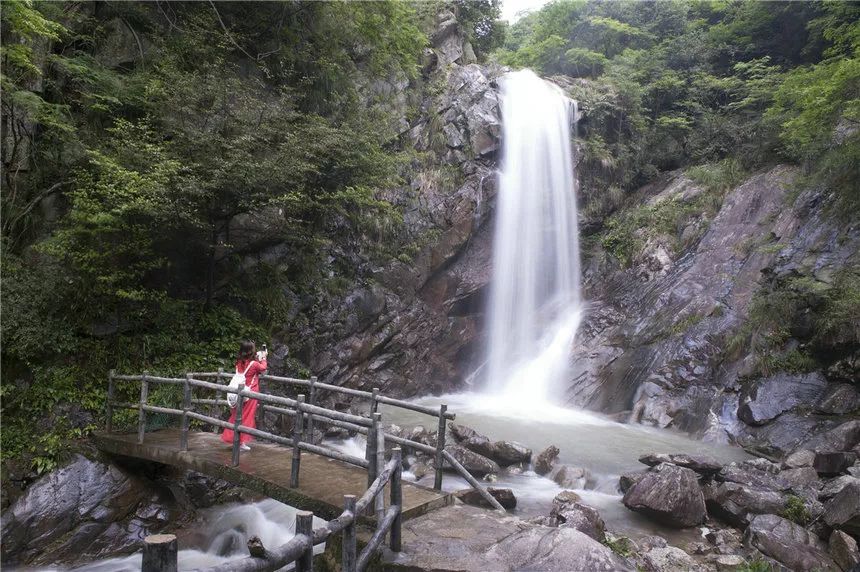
xmin=379 ymin=395 xmax=749 ymax=544
xmin=68 ymin=500 xmax=325 ymax=572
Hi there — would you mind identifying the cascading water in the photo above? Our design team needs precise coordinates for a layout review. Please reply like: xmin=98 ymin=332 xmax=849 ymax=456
xmin=485 ymin=69 xmax=582 ymax=403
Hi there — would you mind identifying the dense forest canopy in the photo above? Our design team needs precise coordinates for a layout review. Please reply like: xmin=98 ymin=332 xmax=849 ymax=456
xmin=1 ymin=0 xmax=858 ymax=475
xmin=497 ymin=0 xmax=859 ymax=212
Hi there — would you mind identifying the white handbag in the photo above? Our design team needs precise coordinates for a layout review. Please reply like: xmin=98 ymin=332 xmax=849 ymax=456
xmin=227 ymin=361 xmax=255 ymax=408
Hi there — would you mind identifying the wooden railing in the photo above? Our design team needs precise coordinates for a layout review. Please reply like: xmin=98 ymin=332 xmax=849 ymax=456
xmin=106 ymin=369 xmax=505 ymax=513
xmin=141 ymin=448 xmax=404 ymax=572
xmin=188 ymin=370 xmax=457 ymax=491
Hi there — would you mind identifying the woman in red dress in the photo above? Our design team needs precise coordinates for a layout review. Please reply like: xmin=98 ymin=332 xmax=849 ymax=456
xmin=221 ymin=340 xmax=267 ymax=450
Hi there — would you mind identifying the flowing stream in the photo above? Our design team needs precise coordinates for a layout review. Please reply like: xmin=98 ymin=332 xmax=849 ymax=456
xmin=70 ymin=500 xmax=325 ymax=572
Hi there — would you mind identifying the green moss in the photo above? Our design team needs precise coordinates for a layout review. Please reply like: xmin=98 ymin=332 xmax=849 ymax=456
xmin=603 ymin=536 xmax=635 ymax=558
xmin=670 ymin=313 xmax=705 ymax=335
xmin=780 ymin=495 xmax=811 ymax=525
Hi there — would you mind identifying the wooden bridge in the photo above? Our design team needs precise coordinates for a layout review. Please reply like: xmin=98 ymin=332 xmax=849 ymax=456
xmin=96 ymin=370 xmax=504 ymax=572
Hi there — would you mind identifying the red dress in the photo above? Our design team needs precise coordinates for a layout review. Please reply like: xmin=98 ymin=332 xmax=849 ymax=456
xmin=221 ymin=358 xmax=267 ymax=445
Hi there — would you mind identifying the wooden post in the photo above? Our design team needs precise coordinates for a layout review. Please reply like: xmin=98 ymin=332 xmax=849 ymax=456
xmin=215 ymin=367 xmax=224 ymax=433
xmin=141 ymin=534 xmax=177 ymax=572
xmin=374 ymin=413 xmax=385 ymax=525
xmin=295 ymin=510 xmax=314 ymax=572
xmin=390 ymin=447 xmax=402 ymax=553
xmin=366 ymin=413 xmax=378 ymax=489
xmin=342 ymin=495 xmax=357 ymax=572
xmin=231 ymin=382 xmax=245 ymax=467
xmin=106 ymin=369 xmax=115 ymax=433
xmin=307 ymin=375 xmax=317 ymax=443
xmin=434 ymin=404 xmax=448 ymax=490
xmin=370 ymin=387 xmax=380 ymax=415
xmin=258 ymin=370 xmax=266 ymax=433
xmin=137 ymin=372 xmax=149 ymax=444
xmin=180 ymin=373 xmax=191 ymax=451
xmin=291 ymin=394 xmax=305 ymax=488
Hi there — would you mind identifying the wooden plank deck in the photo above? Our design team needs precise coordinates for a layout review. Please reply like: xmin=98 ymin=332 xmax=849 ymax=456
xmin=92 ymin=429 xmax=452 ymax=521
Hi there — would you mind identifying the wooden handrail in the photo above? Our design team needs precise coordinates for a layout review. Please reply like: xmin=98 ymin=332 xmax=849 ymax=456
xmin=145 ymin=447 xmax=405 ymax=572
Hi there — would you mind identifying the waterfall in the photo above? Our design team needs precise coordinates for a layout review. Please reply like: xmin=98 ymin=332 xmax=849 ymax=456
xmin=485 ymin=69 xmax=582 ymax=403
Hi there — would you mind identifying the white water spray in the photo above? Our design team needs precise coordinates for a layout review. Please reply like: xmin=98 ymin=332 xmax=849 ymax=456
xmin=485 ymin=69 xmax=582 ymax=403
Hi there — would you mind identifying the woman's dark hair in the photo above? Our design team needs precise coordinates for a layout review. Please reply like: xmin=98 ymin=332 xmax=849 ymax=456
xmin=238 ymin=340 xmax=256 ymax=362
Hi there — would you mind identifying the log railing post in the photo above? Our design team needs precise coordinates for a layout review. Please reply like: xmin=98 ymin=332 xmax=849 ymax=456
xmin=296 ymin=510 xmax=314 ymax=572
xmin=215 ymin=367 xmax=224 ymax=433
xmin=137 ymin=371 xmax=149 ymax=444
xmin=106 ymin=369 xmax=115 ymax=433
xmin=374 ymin=412 xmax=385 ymax=525
xmin=180 ymin=373 xmax=191 ymax=451
xmin=141 ymin=534 xmax=177 ymax=572
xmin=307 ymin=375 xmax=317 ymax=443
xmin=366 ymin=412 xmax=378 ymax=490
xmin=258 ymin=371 xmax=266 ymax=433
xmin=291 ymin=394 xmax=305 ymax=488
xmin=370 ymin=387 xmax=380 ymax=415
xmin=342 ymin=495 xmax=357 ymax=572
xmin=231 ymin=382 xmax=245 ymax=467
xmin=390 ymin=447 xmax=402 ymax=553
xmin=434 ymin=404 xmax=448 ymax=490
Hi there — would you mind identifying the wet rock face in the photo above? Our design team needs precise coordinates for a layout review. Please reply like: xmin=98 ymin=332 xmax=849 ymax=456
xmin=294 ymin=8 xmax=503 ymax=401
xmin=622 ymin=463 xmax=707 ymax=528
xmin=744 ymin=514 xmax=837 ymax=571
xmin=0 ymin=455 xmax=175 ymax=566
xmin=823 ymin=480 xmax=860 ymax=535
xmin=738 ymin=373 xmax=828 ymax=426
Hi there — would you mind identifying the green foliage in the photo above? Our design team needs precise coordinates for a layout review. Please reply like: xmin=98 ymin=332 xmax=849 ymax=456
xmin=731 ymin=269 xmax=859 ymax=376
xmin=600 ymin=174 xmax=731 ymax=267
xmin=453 ymin=0 xmax=505 ymax=59
xmin=780 ymin=495 xmax=812 ymax=525
xmin=0 ymin=1 xmax=430 ymax=468
xmin=735 ymin=560 xmax=773 ymax=572
xmin=496 ymin=0 xmax=858 ymax=213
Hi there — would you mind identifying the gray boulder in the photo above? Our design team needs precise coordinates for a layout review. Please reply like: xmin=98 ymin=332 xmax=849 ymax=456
xmin=703 ymin=481 xmax=786 ymax=527
xmin=386 ymin=504 xmax=634 ymax=571
xmin=814 ymin=451 xmax=858 ymax=475
xmin=824 ymin=480 xmax=860 ymax=535
xmin=622 ymin=463 xmax=706 ymax=528
xmin=550 ymin=491 xmax=606 ymax=542
xmin=444 ymin=444 xmax=500 ymax=477
xmin=619 ymin=470 xmax=649 ymax=493
xmin=638 ymin=453 xmax=722 ymax=475
xmin=820 ymin=475 xmax=859 ymax=500
xmin=641 ymin=546 xmax=699 ymax=572
xmin=534 ymin=445 xmax=559 ymax=475
xmin=783 ymin=449 xmax=815 ymax=469
xmin=449 ymin=424 xmax=531 ymax=467
xmin=455 ymin=487 xmax=517 ymax=510
xmin=744 ymin=514 xmax=837 ymax=571
xmin=718 ymin=461 xmax=787 ymax=491
xmin=551 ymin=465 xmax=592 ymax=489
xmin=490 ymin=440 xmax=531 ymax=466
xmin=0 ymin=455 xmax=168 ymax=566
xmin=830 ymin=530 xmax=860 ymax=571
xmin=779 ymin=466 xmax=819 ymax=487
xmin=803 ymin=419 xmax=860 ymax=453
xmin=816 ymin=383 xmax=860 ymax=415
xmin=738 ymin=372 xmax=827 ymax=426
